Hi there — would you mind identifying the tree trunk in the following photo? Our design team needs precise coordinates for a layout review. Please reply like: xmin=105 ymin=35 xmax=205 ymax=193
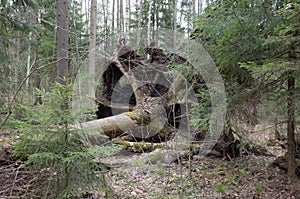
xmin=56 ymin=0 xmax=69 ymax=85
xmin=26 ymin=32 xmax=31 ymax=88
xmin=112 ymin=0 xmax=115 ymax=31
xmin=173 ymin=0 xmax=177 ymax=50
xmin=127 ymin=0 xmax=131 ymax=32
xmin=120 ymin=0 xmax=124 ymax=35
xmin=147 ymin=0 xmax=153 ymax=46
xmin=117 ymin=0 xmax=120 ymax=32
xmin=154 ymin=0 xmax=159 ymax=40
xmin=136 ymin=0 xmax=143 ymax=48
xmin=198 ymin=0 xmax=203 ymax=14
xmin=32 ymin=1 xmax=42 ymax=105
xmin=88 ymin=0 xmax=97 ymax=98
xmin=287 ymin=73 xmax=296 ymax=178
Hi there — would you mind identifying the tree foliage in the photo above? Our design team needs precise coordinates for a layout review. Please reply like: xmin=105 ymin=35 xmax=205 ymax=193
xmin=195 ymin=0 xmax=300 ymax=177
xmin=12 ymin=83 xmax=119 ymax=198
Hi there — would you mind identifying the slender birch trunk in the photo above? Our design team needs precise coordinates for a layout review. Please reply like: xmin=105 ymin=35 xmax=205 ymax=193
xmin=88 ymin=0 xmax=97 ymax=98
xmin=173 ymin=0 xmax=177 ymax=51
xmin=136 ymin=0 xmax=143 ymax=49
xmin=147 ymin=0 xmax=153 ymax=45
xmin=112 ymin=0 xmax=115 ymax=31
xmin=120 ymin=0 xmax=124 ymax=35
xmin=26 ymin=32 xmax=31 ymax=88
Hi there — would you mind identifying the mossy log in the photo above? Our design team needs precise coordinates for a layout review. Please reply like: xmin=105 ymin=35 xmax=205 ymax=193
xmin=112 ymin=140 xmax=199 ymax=153
xmin=136 ymin=141 xmax=201 ymax=164
xmin=112 ymin=140 xmax=164 ymax=153
xmin=77 ymin=108 xmax=169 ymax=141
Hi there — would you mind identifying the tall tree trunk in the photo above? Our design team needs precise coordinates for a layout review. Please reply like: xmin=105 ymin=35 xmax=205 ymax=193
xmin=127 ymin=0 xmax=131 ymax=32
xmin=173 ymin=0 xmax=177 ymax=51
xmin=136 ymin=0 xmax=143 ymax=48
xmin=106 ymin=0 xmax=109 ymax=38
xmin=147 ymin=0 xmax=153 ymax=45
xmin=26 ymin=32 xmax=31 ymax=88
xmin=193 ymin=0 xmax=196 ymax=28
xmin=11 ymin=37 xmax=19 ymax=85
xmin=101 ymin=0 xmax=105 ymax=48
xmin=56 ymin=0 xmax=69 ymax=85
xmin=287 ymin=73 xmax=296 ymax=178
xmin=153 ymin=0 xmax=159 ymax=40
xmin=120 ymin=0 xmax=124 ymax=35
xmin=88 ymin=0 xmax=97 ymax=98
xmin=32 ymin=29 xmax=41 ymax=105
xmin=287 ymin=45 xmax=297 ymax=179
xmin=117 ymin=0 xmax=120 ymax=32
xmin=112 ymin=0 xmax=115 ymax=31
xmin=30 ymin=0 xmax=42 ymax=104
xmin=198 ymin=0 xmax=203 ymax=14
xmin=187 ymin=0 xmax=190 ymax=35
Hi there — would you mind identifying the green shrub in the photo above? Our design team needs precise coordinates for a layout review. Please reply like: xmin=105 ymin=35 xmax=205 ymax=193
xmin=12 ymin=83 xmax=120 ymax=198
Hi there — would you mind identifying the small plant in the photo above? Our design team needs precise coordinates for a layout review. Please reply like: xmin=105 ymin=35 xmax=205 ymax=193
xmin=215 ymin=184 xmax=225 ymax=193
xmin=12 ymin=83 xmax=120 ymax=198
xmin=255 ymin=182 xmax=263 ymax=196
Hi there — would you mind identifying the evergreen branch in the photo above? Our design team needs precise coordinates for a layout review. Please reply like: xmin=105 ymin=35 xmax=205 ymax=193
xmin=1 ymin=58 xmax=63 ymax=127
xmin=231 ymin=10 xmax=257 ymax=41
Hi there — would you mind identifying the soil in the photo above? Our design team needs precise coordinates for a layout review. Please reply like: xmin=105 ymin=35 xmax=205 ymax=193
xmin=107 ymin=153 xmax=300 ymax=199
xmin=106 ymin=125 xmax=300 ymax=199
xmin=1 ymin=126 xmax=300 ymax=199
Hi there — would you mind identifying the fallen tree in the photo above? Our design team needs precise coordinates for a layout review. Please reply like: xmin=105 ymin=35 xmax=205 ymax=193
xmin=75 ymin=43 xmax=263 ymax=163
xmin=77 ymin=44 xmax=189 ymax=144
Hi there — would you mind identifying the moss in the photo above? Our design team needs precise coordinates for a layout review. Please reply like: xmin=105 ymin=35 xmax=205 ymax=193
xmin=112 ymin=140 xmax=131 ymax=148
xmin=123 ymin=111 xmax=142 ymax=120
xmin=147 ymin=149 xmax=178 ymax=163
xmin=0 ymin=139 xmax=11 ymax=146
xmin=112 ymin=140 xmax=165 ymax=153
xmin=123 ymin=110 xmax=151 ymax=126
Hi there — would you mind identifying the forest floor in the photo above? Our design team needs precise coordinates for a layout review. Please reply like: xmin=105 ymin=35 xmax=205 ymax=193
xmin=1 ymin=126 xmax=300 ymax=199
xmin=108 ymin=153 xmax=300 ymax=199
xmin=107 ymin=127 xmax=300 ymax=199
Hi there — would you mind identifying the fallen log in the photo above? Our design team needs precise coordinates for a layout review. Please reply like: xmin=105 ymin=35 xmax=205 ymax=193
xmin=76 ymin=43 xmax=190 ymax=145
xmin=78 ymin=108 xmax=169 ymax=141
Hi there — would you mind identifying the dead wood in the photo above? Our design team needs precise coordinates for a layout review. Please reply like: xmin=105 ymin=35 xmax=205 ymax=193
xmin=78 ymin=44 xmax=265 ymax=162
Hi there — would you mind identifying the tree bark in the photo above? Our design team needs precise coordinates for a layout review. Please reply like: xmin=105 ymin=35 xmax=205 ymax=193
xmin=112 ymin=0 xmax=115 ymax=31
xmin=173 ymin=0 xmax=177 ymax=50
xmin=88 ymin=0 xmax=97 ymax=98
xmin=136 ymin=0 xmax=143 ymax=48
xmin=287 ymin=73 xmax=296 ymax=178
xmin=120 ymin=0 xmax=124 ymax=34
xmin=56 ymin=0 xmax=69 ymax=85
xmin=78 ymin=107 xmax=168 ymax=140
xmin=117 ymin=0 xmax=120 ymax=32
xmin=127 ymin=0 xmax=131 ymax=32
xmin=31 ymin=1 xmax=42 ymax=105
xmin=147 ymin=0 xmax=153 ymax=46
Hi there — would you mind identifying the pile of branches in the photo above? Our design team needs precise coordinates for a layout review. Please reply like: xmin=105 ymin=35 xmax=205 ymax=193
xmin=0 ymin=161 xmax=41 ymax=198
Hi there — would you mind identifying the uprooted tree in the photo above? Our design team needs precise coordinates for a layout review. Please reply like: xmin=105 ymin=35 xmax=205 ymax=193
xmin=74 ymin=42 xmax=259 ymax=162
xmin=81 ymin=44 xmax=188 ymax=140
